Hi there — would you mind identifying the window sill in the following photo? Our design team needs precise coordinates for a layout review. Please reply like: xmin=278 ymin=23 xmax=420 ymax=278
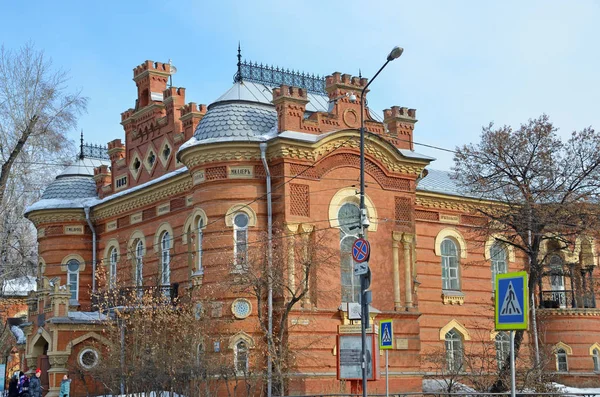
xmin=442 ymin=290 xmax=465 ymax=305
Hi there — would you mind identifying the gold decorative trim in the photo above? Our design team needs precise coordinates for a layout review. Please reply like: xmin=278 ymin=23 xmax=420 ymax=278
xmin=93 ymin=173 xmax=191 ymax=220
xmin=442 ymin=292 xmax=465 ymax=306
xmin=537 ymin=308 xmax=600 ymax=317
xmin=27 ymin=210 xmax=86 ymax=226
xmin=439 ymin=319 xmax=471 ymax=340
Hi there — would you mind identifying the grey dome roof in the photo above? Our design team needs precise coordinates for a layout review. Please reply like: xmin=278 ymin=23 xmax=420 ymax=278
xmin=41 ymin=176 xmax=98 ymax=200
xmin=193 ymin=101 xmax=277 ymax=142
xmin=40 ymin=157 xmax=109 ymax=200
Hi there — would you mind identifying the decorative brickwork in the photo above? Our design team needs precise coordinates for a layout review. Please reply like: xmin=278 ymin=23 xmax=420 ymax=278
xmin=415 ymin=210 xmax=439 ymax=221
xmin=461 ymin=214 xmax=486 ymax=226
xmin=290 ymin=184 xmax=310 ymax=217
xmin=394 ymin=196 xmax=413 ymax=228
xmin=117 ymin=216 xmax=129 ymax=229
xmin=45 ymin=226 xmax=63 ymax=236
xmin=289 ymin=153 xmax=411 ymax=191
xmin=206 ymin=166 xmax=227 ymax=181
xmin=170 ymin=197 xmax=186 ymax=212
xmin=142 ymin=207 xmax=155 ymax=221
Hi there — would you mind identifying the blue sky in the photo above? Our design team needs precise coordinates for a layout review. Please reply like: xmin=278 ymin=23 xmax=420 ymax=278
xmin=2 ymin=0 xmax=599 ymax=170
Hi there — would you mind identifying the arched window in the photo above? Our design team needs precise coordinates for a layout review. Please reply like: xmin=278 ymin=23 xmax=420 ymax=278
xmin=491 ymin=243 xmax=507 ymax=290
xmin=234 ymin=340 xmax=249 ymax=374
xmin=161 ymin=232 xmax=171 ymax=286
xmin=197 ymin=218 xmax=204 ymax=274
xmin=549 ymin=255 xmax=566 ymax=308
xmin=109 ymin=247 xmax=118 ymax=289
xmin=67 ymin=259 xmax=80 ymax=301
xmin=441 ymin=239 xmax=460 ymax=290
xmin=495 ymin=332 xmax=510 ymax=369
xmin=135 ymin=240 xmax=144 ymax=287
xmin=338 ymin=203 xmax=361 ymax=303
xmin=556 ymin=348 xmax=568 ymax=372
xmin=234 ymin=213 xmax=249 ymax=272
xmin=593 ymin=348 xmax=600 ymax=372
xmin=445 ymin=329 xmax=463 ymax=372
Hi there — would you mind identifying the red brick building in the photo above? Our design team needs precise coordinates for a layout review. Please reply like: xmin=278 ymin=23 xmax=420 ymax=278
xmin=21 ymin=55 xmax=600 ymax=396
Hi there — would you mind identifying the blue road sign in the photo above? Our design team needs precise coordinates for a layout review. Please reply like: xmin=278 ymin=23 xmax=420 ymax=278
xmin=352 ymin=238 xmax=370 ymax=263
xmin=495 ymin=271 xmax=528 ymax=330
xmin=379 ymin=319 xmax=393 ymax=350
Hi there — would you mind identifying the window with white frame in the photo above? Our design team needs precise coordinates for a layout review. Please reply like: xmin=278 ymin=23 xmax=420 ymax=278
xmin=593 ymin=348 xmax=600 ymax=372
xmin=441 ymin=239 xmax=460 ymax=290
xmin=161 ymin=231 xmax=171 ymax=285
xmin=491 ymin=242 xmax=508 ymax=291
xmin=135 ymin=240 xmax=144 ymax=287
xmin=234 ymin=340 xmax=249 ymax=374
xmin=233 ymin=213 xmax=249 ymax=271
xmin=67 ymin=259 xmax=80 ymax=301
xmin=79 ymin=348 xmax=99 ymax=369
xmin=556 ymin=348 xmax=568 ymax=372
xmin=109 ymin=247 xmax=118 ymax=289
xmin=197 ymin=218 xmax=204 ymax=274
xmin=338 ymin=203 xmax=361 ymax=302
xmin=445 ymin=329 xmax=463 ymax=372
xmin=495 ymin=332 xmax=510 ymax=369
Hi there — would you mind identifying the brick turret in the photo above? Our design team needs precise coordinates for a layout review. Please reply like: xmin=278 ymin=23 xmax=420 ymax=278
xmin=180 ymin=102 xmax=208 ymax=140
xmin=273 ymin=85 xmax=309 ymax=132
xmin=383 ymin=106 xmax=417 ymax=150
xmin=133 ymin=60 xmax=172 ymax=110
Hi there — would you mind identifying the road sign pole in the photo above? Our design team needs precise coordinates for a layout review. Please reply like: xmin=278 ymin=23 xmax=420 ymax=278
xmin=360 ymin=275 xmax=368 ymax=395
xmin=510 ymin=330 xmax=516 ymax=397
xmin=385 ymin=350 xmax=389 ymax=397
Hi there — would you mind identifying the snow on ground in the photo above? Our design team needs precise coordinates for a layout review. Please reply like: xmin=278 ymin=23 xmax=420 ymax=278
xmin=422 ymin=379 xmax=476 ymax=393
xmin=554 ymin=383 xmax=600 ymax=395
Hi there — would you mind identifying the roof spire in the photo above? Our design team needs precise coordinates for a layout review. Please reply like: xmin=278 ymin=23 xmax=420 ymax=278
xmin=79 ymin=130 xmax=84 ymax=160
xmin=234 ymin=42 xmax=242 ymax=83
xmin=359 ymin=69 xmax=362 ymax=79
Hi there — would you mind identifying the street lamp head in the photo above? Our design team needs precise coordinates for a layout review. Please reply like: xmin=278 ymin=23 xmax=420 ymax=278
xmin=387 ymin=46 xmax=404 ymax=61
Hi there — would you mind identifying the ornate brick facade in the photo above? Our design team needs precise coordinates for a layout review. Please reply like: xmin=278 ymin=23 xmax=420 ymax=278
xmin=20 ymin=58 xmax=600 ymax=396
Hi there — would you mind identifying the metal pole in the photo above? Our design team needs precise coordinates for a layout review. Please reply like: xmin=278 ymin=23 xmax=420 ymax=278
xmin=385 ymin=350 xmax=389 ymax=397
xmin=359 ymin=60 xmax=390 ymax=397
xmin=120 ymin=320 xmax=125 ymax=395
xmin=510 ymin=330 xmax=516 ymax=397
xmin=260 ymin=143 xmax=274 ymax=397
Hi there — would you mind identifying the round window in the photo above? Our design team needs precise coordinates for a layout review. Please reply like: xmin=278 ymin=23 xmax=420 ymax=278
xmin=231 ymin=298 xmax=252 ymax=319
xmin=79 ymin=348 xmax=99 ymax=369
xmin=67 ymin=259 xmax=80 ymax=273
xmin=234 ymin=213 xmax=249 ymax=228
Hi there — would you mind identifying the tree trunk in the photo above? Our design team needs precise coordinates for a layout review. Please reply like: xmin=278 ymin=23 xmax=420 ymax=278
xmin=0 ymin=117 xmax=38 ymax=204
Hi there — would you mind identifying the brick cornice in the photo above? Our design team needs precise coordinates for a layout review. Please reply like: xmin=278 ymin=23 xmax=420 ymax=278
xmin=537 ymin=308 xmax=600 ymax=317
xmin=26 ymin=210 xmax=87 ymax=227
xmin=93 ymin=172 xmax=191 ymax=220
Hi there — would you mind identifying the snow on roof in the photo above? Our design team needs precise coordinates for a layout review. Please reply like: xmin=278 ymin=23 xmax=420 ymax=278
xmin=2 ymin=276 xmax=36 ymax=296
xmin=10 ymin=325 xmax=26 ymax=344
xmin=47 ymin=311 xmax=108 ymax=324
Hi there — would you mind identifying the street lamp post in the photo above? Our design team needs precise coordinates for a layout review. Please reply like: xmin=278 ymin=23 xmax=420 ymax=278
xmin=359 ymin=46 xmax=403 ymax=397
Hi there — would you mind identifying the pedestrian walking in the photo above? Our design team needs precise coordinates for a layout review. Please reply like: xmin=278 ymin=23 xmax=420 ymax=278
xmin=59 ymin=374 xmax=70 ymax=397
xmin=29 ymin=370 xmax=42 ymax=397
xmin=8 ymin=374 xmax=19 ymax=397
xmin=17 ymin=372 xmax=29 ymax=397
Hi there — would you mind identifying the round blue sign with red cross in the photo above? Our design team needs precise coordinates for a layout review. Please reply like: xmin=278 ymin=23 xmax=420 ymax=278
xmin=352 ymin=238 xmax=371 ymax=263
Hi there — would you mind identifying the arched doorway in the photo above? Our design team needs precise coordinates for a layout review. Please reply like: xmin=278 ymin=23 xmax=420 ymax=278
xmin=31 ymin=335 xmax=49 ymax=394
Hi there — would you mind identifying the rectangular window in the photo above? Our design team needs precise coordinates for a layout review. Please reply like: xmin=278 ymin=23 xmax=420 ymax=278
xmin=68 ymin=271 xmax=79 ymax=301
xmin=234 ymin=229 xmax=248 ymax=271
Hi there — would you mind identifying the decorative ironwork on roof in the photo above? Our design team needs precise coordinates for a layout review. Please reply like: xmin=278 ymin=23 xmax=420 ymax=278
xmin=82 ymin=143 xmax=109 ymax=160
xmin=233 ymin=44 xmax=326 ymax=95
xmin=79 ymin=131 xmax=109 ymax=160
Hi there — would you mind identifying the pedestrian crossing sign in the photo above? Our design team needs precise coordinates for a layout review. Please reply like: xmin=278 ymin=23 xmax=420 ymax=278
xmin=379 ymin=320 xmax=393 ymax=350
xmin=495 ymin=271 xmax=528 ymax=330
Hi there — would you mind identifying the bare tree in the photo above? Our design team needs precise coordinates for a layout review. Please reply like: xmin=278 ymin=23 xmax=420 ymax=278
xmin=230 ymin=224 xmax=337 ymax=395
xmin=0 ymin=42 xmax=85 ymax=284
xmin=453 ymin=115 xmax=600 ymax=391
